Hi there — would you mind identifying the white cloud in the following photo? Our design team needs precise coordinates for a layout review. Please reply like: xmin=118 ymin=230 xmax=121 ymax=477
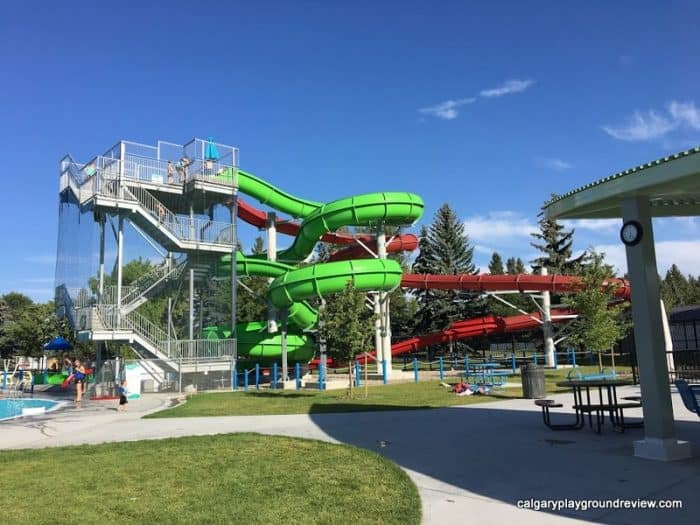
xmin=540 ymin=157 xmax=573 ymax=171
xmin=480 ymin=79 xmax=534 ymax=98
xmin=668 ymin=101 xmax=700 ymax=129
xmin=602 ymin=110 xmax=676 ymax=141
xmin=595 ymin=240 xmax=700 ymax=276
xmin=464 ymin=211 xmax=538 ymax=241
xmin=474 ymin=244 xmax=497 ymax=255
xmin=602 ymin=100 xmax=700 ymax=142
xmin=562 ymin=218 xmax=620 ymax=234
xmin=418 ymin=97 xmax=476 ymax=120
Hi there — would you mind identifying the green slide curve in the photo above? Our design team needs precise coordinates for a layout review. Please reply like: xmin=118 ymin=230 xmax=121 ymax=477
xmin=210 ymin=168 xmax=424 ymax=364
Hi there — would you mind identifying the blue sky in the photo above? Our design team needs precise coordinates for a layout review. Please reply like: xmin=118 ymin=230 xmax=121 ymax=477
xmin=1 ymin=0 xmax=699 ymax=302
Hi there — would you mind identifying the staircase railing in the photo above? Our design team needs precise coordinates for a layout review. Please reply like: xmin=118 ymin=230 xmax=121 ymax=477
xmin=124 ymin=185 xmax=234 ymax=246
xmin=120 ymin=255 xmax=187 ymax=307
xmin=93 ymin=304 xmax=234 ymax=361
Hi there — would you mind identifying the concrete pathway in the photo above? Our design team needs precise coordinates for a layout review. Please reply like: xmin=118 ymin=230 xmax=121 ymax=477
xmin=2 ymin=386 xmax=699 ymax=524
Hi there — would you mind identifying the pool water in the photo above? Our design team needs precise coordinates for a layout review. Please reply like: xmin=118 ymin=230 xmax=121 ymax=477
xmin=0 ymin=398 xmax=61 ymax=421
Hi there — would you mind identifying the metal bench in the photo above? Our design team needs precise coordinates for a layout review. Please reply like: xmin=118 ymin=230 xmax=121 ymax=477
xmin=534 ymin=399 xmax=583 ymax=430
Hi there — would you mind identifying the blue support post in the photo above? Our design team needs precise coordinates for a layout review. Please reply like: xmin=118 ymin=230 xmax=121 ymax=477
xmin=255 ymin=364 xmax=260 ymax=390
xmin=2 ymin=370 xmax=6 ymax=389
xmin=438 ymin=356 xmax=444 ymax=380
xmin=453 ymin=356 xmax=458 ymax=369
xmin=319 ymin=362 xmax=325 ymax=391
xmin=244 ymin=369 xmax=249 ymax=392
xmin=572 ymin=349 xmax=577 ymax=368
xmin=355 ymin=361 xmax=361 ymax=387
xmin=382 ymin=360 xmax=388 ymax=384
xmin=588 ymin=351 xmax=594 ymax=365
xmin=295 ymin=363 xmax=301 ymax=390
xmin=553 ymin=350 xmax=558 ymax=367
xmin=534 ymin=353 xmax=538 ymax=366
xmin=232 ymin=365 xmax=238 ymax=390
xmin=273 ymin=363 xmax=278 ymax=389
xmin=413 ymin=357 xmax=419 ymax=383
xmin=511 ymin=353 xmax=516 ymax=373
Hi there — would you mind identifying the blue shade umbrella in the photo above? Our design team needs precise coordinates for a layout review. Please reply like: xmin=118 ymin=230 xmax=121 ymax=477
xmin=43 ymin=336 xmax=72 ymax=351
xmin=205 ymin=137 xmax=220 ymax=161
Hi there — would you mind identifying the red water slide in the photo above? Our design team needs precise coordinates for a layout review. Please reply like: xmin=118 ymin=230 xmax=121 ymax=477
xmin=348 ymin=308 xmax=574 ymax=366
xmin=236 ymin=198 xmax=419 ymax=252
xmin=400 ymin=273 xmax=631 ymax=300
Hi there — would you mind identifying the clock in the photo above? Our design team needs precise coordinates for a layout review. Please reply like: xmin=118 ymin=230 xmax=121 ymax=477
xmin=620 ymin=220 xmax=643 ymax=246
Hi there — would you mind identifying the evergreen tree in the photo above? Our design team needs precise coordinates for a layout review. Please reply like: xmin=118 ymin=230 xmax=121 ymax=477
xmin=530 ymin=208 xmax=586 ymax=275
xmin=660 ymin=264 xmax=691 ymax=311
xmin=412 ymin=204 xmax=483 ymax=337
xmin=488 ymin=252 xmax=505 ymax=274
xmin=505 ymin=257 xmax=527 ymax=275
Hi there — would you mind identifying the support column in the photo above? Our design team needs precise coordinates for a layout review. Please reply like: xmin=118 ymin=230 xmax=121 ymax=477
xmin=281 ymin=308 xmax=288 ymax=384
xmin=98 ymin=215 xmax=105 ymax=303
xmin=189 ymin=204 xmax=195 ymax=241
xmin=230 ymin=187 xmax=239 ymax=375
xmin=266 ymin=212 xmax=278 ymax=333
xmin=189 ymin=268 xmax=194 ymax=340
xmin=541 ymin=267 xmax=555 ymax=367
xmin=377 ymin=228 xmax=392 ymax=376
xmin=622 ymin=196 xmax=690 ymax=461
xmin=116 ymin=215 xmax=124 ymax=325
xmin=374 ymin=293 xmax=382 ymax=374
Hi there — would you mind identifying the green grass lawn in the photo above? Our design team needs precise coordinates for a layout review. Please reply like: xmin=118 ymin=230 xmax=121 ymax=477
xmin=0 ymin=434 xmax=420 ymax=525
xmin=148 ymin=365 xmax=632 ymax=418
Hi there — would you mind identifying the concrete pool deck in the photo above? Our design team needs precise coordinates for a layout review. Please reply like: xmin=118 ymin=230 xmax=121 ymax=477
xmin=1 ymin=385 xmax=699 ymax=524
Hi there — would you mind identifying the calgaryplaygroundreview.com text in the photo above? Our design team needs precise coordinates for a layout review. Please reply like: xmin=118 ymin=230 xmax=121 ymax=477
xmin=517 ymin=498 xmax=683 ymax=512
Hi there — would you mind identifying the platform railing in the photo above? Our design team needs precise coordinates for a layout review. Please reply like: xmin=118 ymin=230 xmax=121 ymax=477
xmin=170 ymin=339 xmax=235 ymax=359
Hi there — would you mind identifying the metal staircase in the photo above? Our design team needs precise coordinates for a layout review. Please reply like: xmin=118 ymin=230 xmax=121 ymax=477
xmin=59 ymin=155 xmax=235 ymax=377
xmin=108 ymin=255 xmax=188 ymax=315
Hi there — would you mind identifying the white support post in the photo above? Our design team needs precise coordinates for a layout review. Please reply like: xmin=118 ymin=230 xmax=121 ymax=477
xmin=266 ymin=212 xmax=278 ymax=333
xmin=189 ymin=203 xmax=195 ymax=242
xmin=377 ymin=228 xmax=392 ymax=376
xmin=622 ymin=196 xmax=690 ymax=461
xmin=541 ymin=267 xmax=555 ymax=367
xmin=189 ymin=268 xmax=194 ymax=341
xmin=281 ymin=308 xmax=288 ymax=385
xmin=660 ymin=300 xmax=675 ymax=373
xmin=98 ymin=215 xmax=105 ymax=303
xmin=116 ymin=215 xmax=124 ymax=325
xmin=374 ymin=293 xmax=382 ymax=373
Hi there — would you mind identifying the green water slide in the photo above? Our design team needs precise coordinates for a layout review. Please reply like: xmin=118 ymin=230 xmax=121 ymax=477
xmin=211 ymin=168 xmax=424 ymax=364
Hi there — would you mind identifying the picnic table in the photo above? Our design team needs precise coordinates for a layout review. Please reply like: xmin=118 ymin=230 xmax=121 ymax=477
xmin=554 ymin=378 xmax=642 ymax=433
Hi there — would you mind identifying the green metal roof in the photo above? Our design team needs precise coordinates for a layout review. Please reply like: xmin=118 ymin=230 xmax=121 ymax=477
xmin=544 ymin=145 xmax=700 ymax=219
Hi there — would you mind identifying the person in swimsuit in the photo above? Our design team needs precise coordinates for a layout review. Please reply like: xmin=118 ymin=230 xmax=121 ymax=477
xmin=73 ymin=359 xmax=86 ymax=408
xmin=118 ymin=379 xmax=128 ymax=412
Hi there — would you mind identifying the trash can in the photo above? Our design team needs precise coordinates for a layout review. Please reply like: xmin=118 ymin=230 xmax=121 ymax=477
xmin=520 ymin=363 xmax=545 ymax=399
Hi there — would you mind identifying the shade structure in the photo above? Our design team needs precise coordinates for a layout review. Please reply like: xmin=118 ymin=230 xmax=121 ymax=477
xmin=43 ymin=336 xmax=72 ymax=351
xmin=205 ymin=137 xmax=220 ymax=161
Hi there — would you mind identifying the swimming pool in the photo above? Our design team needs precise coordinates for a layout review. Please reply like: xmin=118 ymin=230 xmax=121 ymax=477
xmin=0 ymin=398 xmax=63 ymax=421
